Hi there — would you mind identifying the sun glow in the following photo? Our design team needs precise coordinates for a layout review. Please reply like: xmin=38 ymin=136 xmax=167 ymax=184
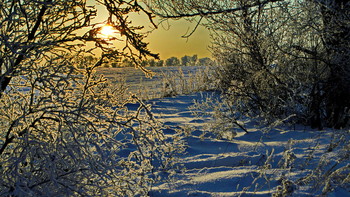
xmin=100 ymin=25 xmax=118 ymax=39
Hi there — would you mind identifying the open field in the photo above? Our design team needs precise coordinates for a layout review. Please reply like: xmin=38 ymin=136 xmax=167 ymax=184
xmin=97 ymin=66 xmax=211 ymax=99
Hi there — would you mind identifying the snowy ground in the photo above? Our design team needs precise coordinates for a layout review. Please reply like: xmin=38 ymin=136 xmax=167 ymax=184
xmin=144 ymin=92 xmax=350 ymax=197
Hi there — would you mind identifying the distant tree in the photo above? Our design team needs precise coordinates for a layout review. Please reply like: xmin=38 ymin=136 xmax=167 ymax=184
xmin=156 ymin=59 xmax=165 ymax=67
xmin=121 ymin=58 xmax=134 ymax=67
xmin=0 ymin=0 xmax=178 ymax=196
xmin=191 ymin=54 xmax=198 ymax=66
xmin=165 ymin=56 xmax=180 ymax=66
xmin=148 ymin=59 xmax=156 ymax=67
xmin=76 ymin=55 xmax=98 ymax=69
xmin=111 ymin=57 xmax=122 ymax=67
xmin=181 ymin=55 xmax=191 ymax=66
xmin=111 ymin=62 xmax=119 ymax=67
xmin=180 ymin=55 xmax=198 ymax=66
xmin=141 ymin=59 xmax=148 ymax=67
xmin=198 ymin=57 xmax=213 ymax=66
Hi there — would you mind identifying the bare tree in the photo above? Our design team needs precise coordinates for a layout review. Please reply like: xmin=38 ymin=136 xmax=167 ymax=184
xmin=0 ymin=0 xmax=180 ymax=196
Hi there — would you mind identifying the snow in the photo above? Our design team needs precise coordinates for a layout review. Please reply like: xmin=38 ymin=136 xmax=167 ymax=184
xmin=140 ymin=91 xmax=350 ymax=197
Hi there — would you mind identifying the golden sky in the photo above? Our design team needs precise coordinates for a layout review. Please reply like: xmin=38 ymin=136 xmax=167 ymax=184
xmin=92 ymin=1 xmax=212 ymax=60
xmin=145 ymin=19 xmax=212 ymax=59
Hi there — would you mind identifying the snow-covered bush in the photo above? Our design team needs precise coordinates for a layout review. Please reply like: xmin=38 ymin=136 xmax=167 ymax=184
xmin=209 ymin=1 xmax=330 ymax=128
xmin=0 ymin=56 xmax=181 ymax=196
xmin=0 ymin=0 xmax=180 ymax=195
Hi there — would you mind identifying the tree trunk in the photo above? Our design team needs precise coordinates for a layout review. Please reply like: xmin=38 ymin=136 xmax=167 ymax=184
xmin=321 ymin=0 xmax=350 ymax=128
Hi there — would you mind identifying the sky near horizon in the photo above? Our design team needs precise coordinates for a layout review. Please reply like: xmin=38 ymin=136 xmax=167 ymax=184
xmin=92 ymin=1 xmax=212 ymax=60
xmin=145 ymin=19 xmax=212 ymax=59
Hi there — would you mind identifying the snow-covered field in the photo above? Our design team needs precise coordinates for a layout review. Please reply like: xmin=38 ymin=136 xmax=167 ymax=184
xmin=99 ymin=67 xmax=349 ymax=196
xmin=97 ymin=66 xmax=205 ymax=99
xmin=143 ymin=92 xmax=350 ymax=197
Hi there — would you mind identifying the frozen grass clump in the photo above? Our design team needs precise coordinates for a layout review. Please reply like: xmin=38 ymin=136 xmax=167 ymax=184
xmin=160 ymin=66 xmax=215 ymax=98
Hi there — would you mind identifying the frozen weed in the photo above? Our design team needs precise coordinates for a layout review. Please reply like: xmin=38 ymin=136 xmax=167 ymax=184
xmin=189 ymin=93 xmax=251 ymax=140
xmin=273 ymin=178 xmax=296 ymax=197
xmin=327 ymin=130 xmax=346 ymax=152
xmin=278 ymin=139 xmax=297 ymax=169
xmin=160 ymin=66 xmax=215 ymax=98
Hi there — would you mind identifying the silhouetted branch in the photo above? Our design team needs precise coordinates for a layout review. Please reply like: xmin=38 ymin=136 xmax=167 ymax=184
xmin=156 ymin=0 xmax=283 ymax=19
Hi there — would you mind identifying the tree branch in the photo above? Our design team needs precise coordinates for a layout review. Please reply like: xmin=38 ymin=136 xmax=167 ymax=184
xmin=157 ymin=0 xmax=283 ymax=19
xmin=0 ymin=1 xmax=51 ymax=97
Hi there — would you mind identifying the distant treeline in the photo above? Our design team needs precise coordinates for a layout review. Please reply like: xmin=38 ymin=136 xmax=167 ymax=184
xmin=80 ymin=55 xmax=214 ymax=68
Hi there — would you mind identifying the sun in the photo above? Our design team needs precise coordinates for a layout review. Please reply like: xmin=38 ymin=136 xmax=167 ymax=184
xmin=100 ymin=25 xmax=118 ymax=39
